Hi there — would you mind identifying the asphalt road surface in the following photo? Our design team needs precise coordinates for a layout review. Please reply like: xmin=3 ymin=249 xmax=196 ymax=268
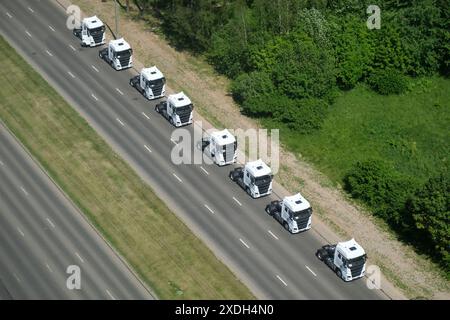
xmin=0 ymin=0 xmax=386 ymax=299
xmin=0 ymin=124 xmax=153 ymax=299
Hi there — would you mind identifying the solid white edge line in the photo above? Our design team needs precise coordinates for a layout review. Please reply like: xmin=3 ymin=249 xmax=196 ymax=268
xmin=204 ymin=204 xmax=214 ymax=214
xmin=144 ymin=145 xmax=152 ymax=153
xmin=276 ymin=275 xmax=288 ymax=286
xmin=268 ymin=230 xmax=279 ymax=240
xmin=239 ymin=238 xmax=250 ymax=249
xmin=233 ymin=197 xmax=242 ymax=206
xmin=305 ymin=265 xmax=317 ymax=277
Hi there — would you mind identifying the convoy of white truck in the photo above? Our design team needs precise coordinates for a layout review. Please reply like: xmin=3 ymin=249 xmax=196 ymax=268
xmin=72 ymin=16 xmax=368 ymax=282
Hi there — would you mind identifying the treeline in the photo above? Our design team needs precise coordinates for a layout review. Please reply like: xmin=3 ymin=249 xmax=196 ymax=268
xmin=130 ymin=0 xmax=449 ymax=273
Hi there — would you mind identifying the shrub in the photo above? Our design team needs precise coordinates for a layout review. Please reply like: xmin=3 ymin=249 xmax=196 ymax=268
xmin=367 ymin=69 xmax=409 ymax=95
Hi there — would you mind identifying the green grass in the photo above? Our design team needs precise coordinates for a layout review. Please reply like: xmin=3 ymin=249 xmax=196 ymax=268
xmin=0 ymin=35 xmax=254 ymax=300
xmin=276 ymin=78 xmax=449 ymax=186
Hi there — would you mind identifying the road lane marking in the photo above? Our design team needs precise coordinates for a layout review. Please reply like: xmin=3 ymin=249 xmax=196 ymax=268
xmin=106 ymin=289 xmax=116 ymax=300
xmin=28 ymin=7 xmax=34 ymax=13
xmin=172 ymin=173 xmax=182 ymax=183
xmin=200 ymin=166 xmax=209 ymax=175
xmin=67 ymin=71 xmax=76 ymax=78
xmin=46 ymin=264 xmax=53 ymax=273
xmin=305 ymin=265 xmax=317 ymax=277
xmin=0 ymin=160 xmax=3 ymax=166
xmin=69 ymin=44 xmax=76 ymax=51
xmin=46 ymin=218 xmax=55 ymax=229
xmin=75 ymin=252 xmax=84 ymax=263
xmin=171 ymin=138 xmax=178 ymax=145
xmin=91 ymin=93 xmax=98 ymax=101
xmin=46 ymin=50 xmax=53 ymax=57
xmin=17 ymin=227 xmax=25 ymax=237
xmin=13 ymin=273 xmax=21 ymax=283
xmin=233 ymin=197 xmax=242 ymax=206
xmin=142 ymin=112 xmax=150 ymax=119
xmin=91 ymin=65 xmax=99 ymax=72
xmin=6 ymin=12 xmax=12 ymax=18
xmin=20 ymin=186 xmax=28 ymax=196
xmin=268 ymin=230 xmax=279 ymax=240
xmin=276 ymin=275 xmax=288 ymax=286
xmin=239 ymin=238 xmax=250 ymax=249
xmin=144 ymin=145 xmax=152 ymax=153
xmin=25 ymin=30 xmax=32 ymax=38
xmin=115 ymin=88 xmax=124 ymax=95
xmin=48 ymin=25 xmax=55 ymax=32
xmin=116 ymin=118 xmax=125 ymax=126
xmin=204 ymin=204 xmax=214 ymax=214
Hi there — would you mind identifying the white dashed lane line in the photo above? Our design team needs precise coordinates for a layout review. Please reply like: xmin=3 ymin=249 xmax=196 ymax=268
xmin=239 ymin=238 xmax=250 ymax=249
xmin=268 ymin=230 xmax=279 ymax=240
xmin=172 ymin=173 xmax=182 ymax=183
xmin=46 ymin=50 xmax=53 ymax=57
xmin=171 ymin=139 xmax=178 ymax=145
xmin=305 ymin=265 xmax=317 ymax=277
xmin=200 ymin=166 xmax=209 ymax=175
xmin=17 ymin=227 xmax=25 ymax=237
xmin=13 ymin=273 xmax=21 ymax=283
xmin=46 ymin=218 xmax=55 ymax=229
xmin=91 ymin=65 xmax=99 ymax=72
xmin=232 ymin=197 xmax=242 ymax=206
xmin=144 ymin=145 xmax=152 ymax=153
xmin=75 ymin=252 xmax=84 ymax=263
xmin=106 ymin=289 xmax=116 ymax=300
xmin=69 ymin=44 xmax=76 ymax=51
xmin=91 ymin=93 xmax=99 ymax=101
xmin=116 ymin=88 xmax=124 ymax=95
xmin=46 ymin=264 xmax=53 ymax=273
xmin=20 ymin=186 xmax=28 ymax=196
xmin=48 ymin=25 xmax=55 ymax=32
xmin=27 ymin=7 xmax=34 ymax=13
xmin=116 ymin=118 xmax=125 ymax=126
xmin=67 ymin=71 xmax=76 ymax=78
xmin=204 ymin=204 xmax=214 ymax=214
xmin=6 ymin=12 xmax=12 ymax=18
xmin=142 ymin=112 xmax=150 ymax=119
xmin=276 ymin=275 xmax=288 ymax=286
xmin=25 ymin=30 xmax=32 ymax=38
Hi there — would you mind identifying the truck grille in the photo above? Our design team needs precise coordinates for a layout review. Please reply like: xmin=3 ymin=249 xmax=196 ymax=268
xmin=350 ymin=264 xmax=364 ymax=278
xmin=151 ymin=83 xmax=164 ymax=96
xmin=296 ymin=216 xmax=310 ymax=230
xmin=118 ymin=54 xmax=131 ymax=68
xmin=223 ymin=144 xmax=235 ymax=162
xmin=257 ymin=181 xmax=271 ymax=195
xmin=178 ymin=111 xmax=191 ymax=124
xmin=92 ymin=33 xmax=103 ymax=44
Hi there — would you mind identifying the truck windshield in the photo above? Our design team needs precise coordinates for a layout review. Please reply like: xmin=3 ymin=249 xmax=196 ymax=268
xmin=88 ymin=26 xmax=105 ymax=34
xmin=175 ymin=104 xmax=193 ymax=114
xmin=117 ymin=49 xmax=132 ymax=58
xmin=147 ymin=78 xmax=165 ymax=88
xmin=254 ymin=175 xmax=272 ymax=186
xmin=347 ymin=255 xmax=367 ymax=265
xmin=293 ymin=208 xmax=312 ymax=219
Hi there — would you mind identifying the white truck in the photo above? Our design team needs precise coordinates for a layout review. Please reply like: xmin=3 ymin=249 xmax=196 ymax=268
xmin=155 ymin=92 xmax=193 ymax=127
xmin=229 ymin=159 xmax=273 ymax=198
xmin=99 ymin=38 xmax=133 ymax=70
xmin=265 ymin=193 xmax=312 ymax=233
xmin=199 ymin=129 xmax=237 ymax=166
xmin=129 ymin=66 xmax=166 ymax=100
xmin=73 ymin=16 xmax=106 ymax=47
xmin=316 ymin=239 xmax=367 ymax=281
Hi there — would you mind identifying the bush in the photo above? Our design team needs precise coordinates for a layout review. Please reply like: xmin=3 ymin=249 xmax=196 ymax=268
xmin=344 ymin=159 xmax=416 ymax=224
xmin=406 ymin=173 xmax=450 ymax=270
xmin=367 ymin=69 xmax=409 ymax=95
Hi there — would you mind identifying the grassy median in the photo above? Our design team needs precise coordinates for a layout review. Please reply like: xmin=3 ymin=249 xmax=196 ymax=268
xmin=0 ymin=36 xmax=253 ymax=299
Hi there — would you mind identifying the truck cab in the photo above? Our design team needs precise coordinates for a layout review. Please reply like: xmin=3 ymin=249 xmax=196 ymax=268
xmin=200 ymin=129 xmax=237 ymax=166
xmin=155 ymin=92 xmax=194 ymax=127
xmin=73 ymin=16 xmax=105 ymax=47
xmin=129 ymin=66 xmax=166 ymax=100
xmin=265 ymin=193 xmax=312 ymax=233
xmin=99 ymin=38 xmax=133 ymax=70
xmin=316 ymin=239 xmax=367 ymax=281
xmin=229 ymin=159 xmax=273 ymax=198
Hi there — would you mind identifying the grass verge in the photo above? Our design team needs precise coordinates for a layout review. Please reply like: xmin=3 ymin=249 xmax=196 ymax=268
xmin=0 ymin=35 xmax=254 ymax=300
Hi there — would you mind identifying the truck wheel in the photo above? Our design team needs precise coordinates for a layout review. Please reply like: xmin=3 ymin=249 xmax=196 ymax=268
xmin=246 ymin=187 xmax=252 ymax=197
xmin=129 ymin=79 xmax=134 ymax=87
xmin=143 ymin=91 xmax=148 ymax=99
xmin=155 ymin=105 xmax=160 ymax=113
xmin=229 ymin=172 xmax=235 ymax=181
xmin=283 ymin=222 xmax=290 ymax=232
xmin=169 ymin=117 xmax=174 ymax=126
xmin=336 ymin=269 xmax=343 ymax=280
xmin=265 ymin=206 xmax=271 ymax=215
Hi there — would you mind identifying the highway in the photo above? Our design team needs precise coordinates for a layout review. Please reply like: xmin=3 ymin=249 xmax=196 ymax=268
xmin=0 ymin=0 xmax=385 ymax=299
xmin=0 ymin=124 xmax=152 ymax=299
